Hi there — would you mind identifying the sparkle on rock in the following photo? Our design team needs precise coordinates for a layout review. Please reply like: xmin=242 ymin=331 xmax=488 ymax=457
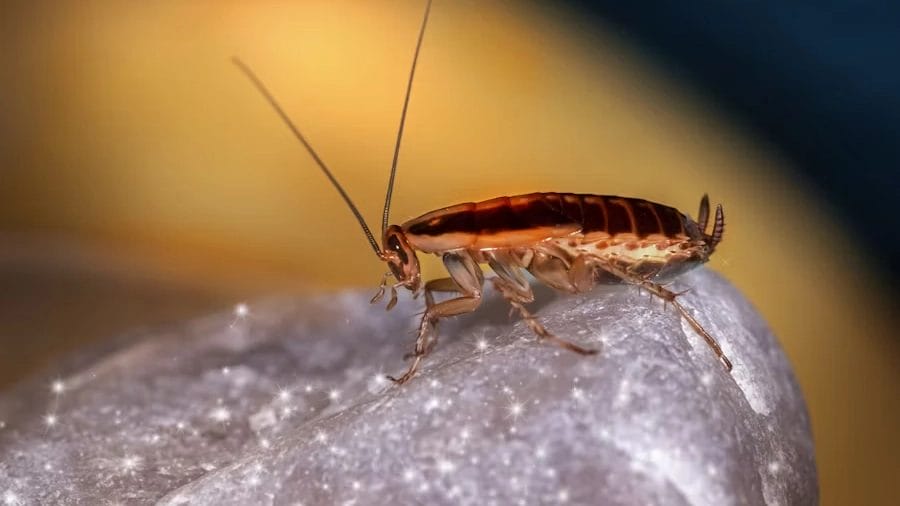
xmin=3 ymin=490 xmax=21 ymax=506
xmin=50 ymin=379 xmax=66 ymax=395
xmin=436 ymin=458 xmax=456 ymax=475
xmin=120 ymin=455 xmax=143 ymax=475
xmin=234 ymin=303 xmax=249 ymax=318
xmin=43 ymin=414 xmax=58 ymax=427
xmin=209 ymin=407 xmax=231 ymax=423
xmin=507 ymin=401 xmax=525 ymax=421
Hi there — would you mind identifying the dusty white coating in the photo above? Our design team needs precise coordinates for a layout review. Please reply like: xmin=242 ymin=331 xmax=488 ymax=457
xmin=0 ymin=269 xmax=817 ymax=505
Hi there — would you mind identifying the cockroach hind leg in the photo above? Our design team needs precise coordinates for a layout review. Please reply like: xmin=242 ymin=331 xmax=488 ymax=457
xmin=595 ymin=259 xmax=732 ymax=372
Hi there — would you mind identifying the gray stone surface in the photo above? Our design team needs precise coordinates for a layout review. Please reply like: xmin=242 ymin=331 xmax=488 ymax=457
xmin=0 ymin=268 xmax=816 ymax=505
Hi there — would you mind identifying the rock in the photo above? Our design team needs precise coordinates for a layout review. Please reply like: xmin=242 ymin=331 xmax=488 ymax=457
xmin=0 ymin=268 xmax=817 ymax=505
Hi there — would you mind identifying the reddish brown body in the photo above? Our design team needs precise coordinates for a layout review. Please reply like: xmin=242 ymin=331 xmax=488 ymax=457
xmin=406 ymin=193 xmax=696 ymax=251
xmin=403 ymin=192 xmax=717 ymax=286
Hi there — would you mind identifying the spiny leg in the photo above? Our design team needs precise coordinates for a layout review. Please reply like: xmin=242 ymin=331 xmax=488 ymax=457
xmin=596 ymin=259 xmax=732 ymax=371
xmin=402 ymin=277 xmax=459 ymax=360
xmin=491 ymin=277 xmax=597 ymax=356
xmin=388 ymin=252 xmax=484 ymax=385
xmin=388 ymin=288 xmax=481 ymax=384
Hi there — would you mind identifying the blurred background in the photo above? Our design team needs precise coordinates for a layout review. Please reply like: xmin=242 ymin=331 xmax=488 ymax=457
xmin=0 ymin=0 xmax=896 ymax=503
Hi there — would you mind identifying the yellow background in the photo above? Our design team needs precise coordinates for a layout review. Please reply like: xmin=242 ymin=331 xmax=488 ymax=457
xmin=0 ymin=1 xmax=896 ymax=504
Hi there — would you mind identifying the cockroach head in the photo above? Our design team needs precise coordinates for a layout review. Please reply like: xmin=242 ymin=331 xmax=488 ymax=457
xmin=381 ymin=225 xmax=421 ymax=292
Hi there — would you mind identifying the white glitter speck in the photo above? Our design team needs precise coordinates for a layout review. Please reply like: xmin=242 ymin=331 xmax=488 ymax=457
xmin=424 ymin=397 xmax=440 ymax=413
xmin=120 ymin=455 xmax=143 ymax=474
xmin=209 ymin=407 xmax=231 ymax=423
xmin=507 ymin=401 xmax=524 ymax=421
xmin=50 ymin=379 xmax=66 ymax=395
xmin=571 ymin=387 xmax=585 ymax=402
xmin=3 ymin=490 xmax=22 ymax=506
xmin=436 ymin=459 xmax=456 ymax=474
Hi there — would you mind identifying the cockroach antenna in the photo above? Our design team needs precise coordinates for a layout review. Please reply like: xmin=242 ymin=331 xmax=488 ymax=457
xmin=382 ymin=0 xmax=433 ymax=233
xmin=231 ymin=57 xmax=382 ymax=256
xmin=231 ymin=0 xmax=432 ymax=257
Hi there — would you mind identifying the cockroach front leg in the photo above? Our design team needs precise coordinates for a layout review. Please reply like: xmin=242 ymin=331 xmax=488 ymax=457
xmin=401 ymin=277 xmax=459 ymax=360
xmin=388 ymin=252 xmax=484 ymax=385
xmin=595 ymin=259 xmax=733 ymax=371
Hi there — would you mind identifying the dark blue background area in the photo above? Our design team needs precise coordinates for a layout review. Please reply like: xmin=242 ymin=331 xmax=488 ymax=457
xmin=567 ymin=1 xmax=900 ymax=280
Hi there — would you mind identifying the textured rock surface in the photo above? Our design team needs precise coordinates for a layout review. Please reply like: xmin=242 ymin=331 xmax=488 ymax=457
xmin=0 ymin=268 xmax=816 ymax=505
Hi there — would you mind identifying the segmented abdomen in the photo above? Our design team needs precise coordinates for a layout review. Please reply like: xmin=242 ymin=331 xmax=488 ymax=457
xmin=403 ymin=192 xmax=692 ymax=252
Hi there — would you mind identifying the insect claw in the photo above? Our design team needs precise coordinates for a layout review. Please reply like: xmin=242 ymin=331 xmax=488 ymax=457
xmin=386 ymin=373 xmax=411 ymax=385
xmin=674 ymin=288 xmax=692 ymax=298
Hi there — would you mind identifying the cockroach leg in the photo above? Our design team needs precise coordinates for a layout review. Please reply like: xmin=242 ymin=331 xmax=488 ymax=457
xmin=491 ymin=277 xmax=598 ymax=356
xmin=595 ymin=260 xmax=733 ymax=371
xmin=402 ymin=277 xmax=459 ymax=360
xmin=527 ymin=251 xmax=578 ymax=293
xmin=388 ymin=252 xmax=484 ymax=384
xmin=568 ymin=255 xmax=597 ymax=294
xmin=388 ymin=290 xmax=482 ymax=384
xmin=648 ymin=283 xmax=731 ymax=371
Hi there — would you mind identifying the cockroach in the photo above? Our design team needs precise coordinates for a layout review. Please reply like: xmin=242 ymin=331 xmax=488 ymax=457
xmin=234 ymin=0 xmax=732 ymax=384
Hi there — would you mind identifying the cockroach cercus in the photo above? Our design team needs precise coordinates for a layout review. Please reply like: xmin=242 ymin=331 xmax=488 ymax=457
xmin=233 ymin=0 xmax=732 ymax=384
